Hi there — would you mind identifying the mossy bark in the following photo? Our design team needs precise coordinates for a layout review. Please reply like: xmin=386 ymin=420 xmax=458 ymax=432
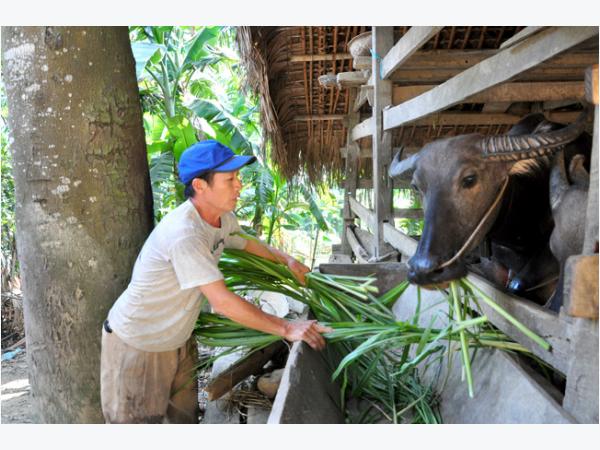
xmin=2 ymin=26 xmax=153 ymax=423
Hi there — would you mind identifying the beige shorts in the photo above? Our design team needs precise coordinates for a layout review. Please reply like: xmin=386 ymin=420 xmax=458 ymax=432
xmin=100 ymin=326 xmax=199 ymax=424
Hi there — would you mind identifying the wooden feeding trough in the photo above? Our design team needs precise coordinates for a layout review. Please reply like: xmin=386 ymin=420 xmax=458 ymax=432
xmin=205 ymin=263 xmax=577 ymax=423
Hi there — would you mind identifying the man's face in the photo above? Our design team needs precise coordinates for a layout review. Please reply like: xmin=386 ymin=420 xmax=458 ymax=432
xmin=200 ymin=170 xmax=242 ymax=213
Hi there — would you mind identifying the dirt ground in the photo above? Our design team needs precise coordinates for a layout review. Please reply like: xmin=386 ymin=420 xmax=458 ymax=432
xmin=0 ymin=346 xmax=213 ymax=424
xmin=1 ymin=349 xmax=35 ymax=424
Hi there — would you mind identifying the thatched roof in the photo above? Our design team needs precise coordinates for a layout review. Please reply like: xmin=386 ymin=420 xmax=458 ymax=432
xmin=236 ymin=26 xmax=597 ymax=183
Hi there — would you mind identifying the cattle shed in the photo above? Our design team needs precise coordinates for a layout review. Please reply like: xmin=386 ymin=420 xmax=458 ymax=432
xmin=236 ymin=26 xmax=599 ymax=423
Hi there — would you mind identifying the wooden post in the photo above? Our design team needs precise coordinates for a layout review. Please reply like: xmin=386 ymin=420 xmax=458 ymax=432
xmin=341 ymin=88 xmax=361 ymax=256
xmin=560 ymin=64 xmax=599 ymax=423
xmin=583 ymin=64 xmax=599 ymax=254
xmin=372 ymin=27 xmax=394 ymax=259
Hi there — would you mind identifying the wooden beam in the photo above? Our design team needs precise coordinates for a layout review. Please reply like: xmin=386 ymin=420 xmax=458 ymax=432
xmin=337 ymin=71 xmax=369 ymax=87
xmin=290 ymin=53 xmax=352 ymax=63
xmin=355 ymin=48 xmax=594 ymax=73
xmin=341 ymin=145 xmax=412 ymax=159
xmin=341 ymin=88 xmax=361 ymax=256
xmin=349 ymin=196 xmax=376 ymax=233
xmin=393 ymin=208 xmax=423 ymax=219
xmin=482 ymin=102 xmax=512 ymax=113
xmin=351 ymin=117 xmax=373 ymax=140
xmin=384 ymin=27 xmax=599 ymax=131
xmin=346 ymin=228 xmax=370 ymax=263
xmin=372 ymin=27 xmax=395 ymax=259
xmin=585 ymin=64 xmax=599 ymax=105
xmin=583 ymin=104 xmax=599 ymax=254
xmin=409 ymin=111 xmax=582 ymax=126
xmin=466 ymin=272 xmax=571 ymax=374
xmin=393 ymin=49 xmax=596 ymax=72
xmin=382 ymin=222 xmax=418 ymax=256
xmin=349 ymin=178 xmax=412 ymax=190
xmin=206 ymin=341 xmax=286 ymax=401
xmin=351 ymin=111 xmax=581 ymax=131
xmin=381 ymin=26 xmax=444 ymax=80
xmin=293 ymin=114 xmax=345 ymax=121
xmin=353 ymin=55 xmax=371 ymax=70
xmin=353 ymin=85 xmax=373 ymax=112
xmin=563 ymin=255 xmax=599 ymax=319
xmin=500 ymin=26 xmax=548 ymax=50
xmin=392 ymin=81 xmax=585 ymax=106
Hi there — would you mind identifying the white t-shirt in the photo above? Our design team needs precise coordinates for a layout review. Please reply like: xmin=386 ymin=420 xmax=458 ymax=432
xmin=107 ymin=199 xmax=248 ymax=352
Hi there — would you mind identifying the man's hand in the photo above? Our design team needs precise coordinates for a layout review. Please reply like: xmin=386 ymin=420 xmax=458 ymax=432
xmin=287 ymin=258 xmax=310 ymax=286
xmin=284 ymin=319 xmax=333 ymax=351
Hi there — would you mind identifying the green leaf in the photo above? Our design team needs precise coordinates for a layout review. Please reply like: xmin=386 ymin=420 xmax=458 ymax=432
xmin=131 ymin=42 xmax=165 ymax=80
xmin=182 ymin=27 xmax=220 ymax=69
xmin=147 ymin=140 xmax=170 ymax=156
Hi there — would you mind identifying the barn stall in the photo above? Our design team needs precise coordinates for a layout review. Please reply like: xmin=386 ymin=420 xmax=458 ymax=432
xmin=235 ymin=26 xmax=599 ymax=423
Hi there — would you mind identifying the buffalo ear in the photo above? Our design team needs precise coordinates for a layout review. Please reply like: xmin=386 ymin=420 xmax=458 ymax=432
xmin=388 ymin=147 xmax=421 ymax=180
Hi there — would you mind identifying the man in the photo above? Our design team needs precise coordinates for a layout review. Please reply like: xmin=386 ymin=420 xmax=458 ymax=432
xmin=100 ymin=140 xmax=331 ymax=424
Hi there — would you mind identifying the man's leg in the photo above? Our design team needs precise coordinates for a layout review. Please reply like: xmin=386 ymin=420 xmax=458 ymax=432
xmin=166 ymin=335 xmax=200 ymax=424
xmin=100 ymin=328 xmax=179 ymax=423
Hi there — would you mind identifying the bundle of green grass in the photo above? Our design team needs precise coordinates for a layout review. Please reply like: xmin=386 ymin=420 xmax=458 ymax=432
xmin=195 ymin=248 xmax=550 ymax=424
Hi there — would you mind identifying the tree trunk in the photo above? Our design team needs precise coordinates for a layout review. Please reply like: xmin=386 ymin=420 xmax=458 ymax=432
xmin=2 ymin=26 xmax=154 ymax=423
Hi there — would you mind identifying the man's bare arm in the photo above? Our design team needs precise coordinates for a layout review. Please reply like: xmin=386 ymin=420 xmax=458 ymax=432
xmin=243 ymin=239 xmax=310 ymax=285
xmin=199 ymin=279 xmax=331 ymax=350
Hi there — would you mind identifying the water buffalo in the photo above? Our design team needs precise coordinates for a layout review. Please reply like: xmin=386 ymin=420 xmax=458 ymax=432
xmin=388 ymin=108 xmax=591 ymax=309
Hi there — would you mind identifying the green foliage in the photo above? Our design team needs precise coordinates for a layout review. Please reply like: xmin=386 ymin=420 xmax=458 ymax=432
xmin=199 ymin=250 xmax=545 ymax=423
xmin=394 ymin=188 xmax=423 ymax=237
xmin=131 ymin=26 xmax=343 ymax=260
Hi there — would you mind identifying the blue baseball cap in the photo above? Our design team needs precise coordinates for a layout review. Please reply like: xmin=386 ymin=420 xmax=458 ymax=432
xmin=178 ymin=140 xmax=256 ymax=185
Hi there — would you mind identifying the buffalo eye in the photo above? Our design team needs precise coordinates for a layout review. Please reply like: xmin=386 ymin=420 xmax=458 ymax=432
xmin=461 ymin=174 xmax=477 ymax=189
xmin=410 ymin=182 xmax=420 ymax=193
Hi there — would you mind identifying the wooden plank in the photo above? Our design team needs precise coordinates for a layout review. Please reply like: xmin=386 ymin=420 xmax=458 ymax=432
xmin=206 ymin=341 xmax=286 ymax=401
xmin=352 ymin=48 xmax=596 ymax=72
xmin=353 ymin=55 xmax=371 ymax=70
xmin=381 ymin=26 xmax=444 ymax=80
xmin=337 ymin=71 xmax=369 ymax=87
xmin=351 ymin=117 xmax=373 ymax=140
xmin=346 ymin=228 xmax=370 ymax=263
xmin=350 ymin=111 xmax=581 ymax=130
xmin=341 ymin=146 xmax=372 ymax=158
xmin=349 ymin=196 xmax=376 ymax=233
xmin=341 ymin=145 xmax=416 ymax=159
xmin=290 ymin=53 xmax=352 ymax=63
xmin=466 ymin=272 xmax=571 ymax=374
xmin=482 ymin=102 xmax=512 ymax=113
xmin=500 ymin=26 xmax=548 ymax=50
xmin=409 ymin=111 xmax=581 ymax=126
xmin=346 ymin=178 xmax=411 ymax=189
xmin=585 ymin=64 xmax=599 ymax=105
xmin=388 ymin=67 xmax=595 ymax=84
xmin=384 ymin=27 xmax=599 ymax=131
xmin=562 ymin=316 xmax=599 ymax=423
xmin=393 ymin=208 xmax=423 ymax=219
xmin=353 ymin=85 xmax=373 ymax=112
xmin=392 ymin=81 xmax=585 ymax=105
xmin=563 ymin=255 xmax=599 ymax=319
xmin=583 ymin=104 xmax=599 ymax=254
xmin=341 ymin=88 xmax=361 ymax=256
xmin=293 ymin=115 xmax=345 ymax=121
xmin=392 ymin=49 xmax=596 ymax=71
xmin=372 ymin=27 xmax=394 ymax=259
xmin=382 ymin=222 xmax=418 ymax=257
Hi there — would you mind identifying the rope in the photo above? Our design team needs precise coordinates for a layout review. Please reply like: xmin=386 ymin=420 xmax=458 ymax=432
xmin=438 ymin=177 xmax=510 ymax=270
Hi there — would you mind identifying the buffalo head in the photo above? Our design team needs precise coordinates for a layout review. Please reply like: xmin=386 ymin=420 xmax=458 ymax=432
xmin=389 ymin=108 xmax=589 ymax=288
